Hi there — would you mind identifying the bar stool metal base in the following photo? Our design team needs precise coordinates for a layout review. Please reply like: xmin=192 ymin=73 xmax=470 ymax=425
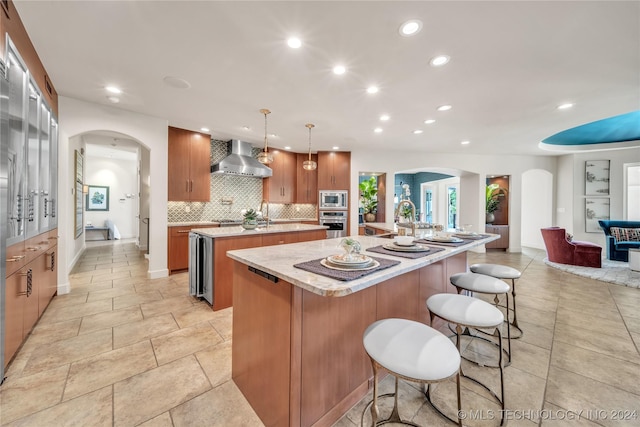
xmin=360 ymin=377 xmax=422 ymax=427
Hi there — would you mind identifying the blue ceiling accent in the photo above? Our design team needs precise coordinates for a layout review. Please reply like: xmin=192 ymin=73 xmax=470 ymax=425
xmin=542 ymin=111 xmax=640 ymax=146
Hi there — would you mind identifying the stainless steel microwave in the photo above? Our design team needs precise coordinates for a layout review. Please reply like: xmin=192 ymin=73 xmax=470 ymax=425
xmin=319 ymin=190 xmax=348 ymax=210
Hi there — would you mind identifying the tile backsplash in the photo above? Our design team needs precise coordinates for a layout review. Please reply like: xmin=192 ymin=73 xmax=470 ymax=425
xmin=168 ymin=139 xmax=317 ymax=223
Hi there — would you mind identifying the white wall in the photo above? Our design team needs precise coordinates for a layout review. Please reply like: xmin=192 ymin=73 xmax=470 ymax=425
xmin=58 ymin=97 xmax=168 ymax=292
xmin=351 ymin=150 xmax=557 ymax=252
xmin=521 ymin=169 xmax=553 ymax=249
xmin=85 ymin=156 xmax=138 ymax=238
xmin=560 ymin=148 xmax=640 ymax=248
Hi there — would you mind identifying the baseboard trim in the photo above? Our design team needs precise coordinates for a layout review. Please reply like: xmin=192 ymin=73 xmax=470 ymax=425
xmin=147 ymin=269 xmax=169 ymax=279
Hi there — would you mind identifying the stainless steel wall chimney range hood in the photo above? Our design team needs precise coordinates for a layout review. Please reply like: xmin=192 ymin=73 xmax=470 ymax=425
xmin=210 ymin=140 xmax=273 ymax=178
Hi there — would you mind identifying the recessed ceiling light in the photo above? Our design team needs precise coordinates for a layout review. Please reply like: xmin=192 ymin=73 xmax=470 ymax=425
xmin=374 ymin=128 xmax=383 ymax=133
xmin=461 ymin=140 xmax=470 ymax=145
xmin=162 ymin=76 xmax=191 ymax=89
xmin=287 ymin=37 xmax=302 ymax=49
xmin=367 ymin=86 xmax=379 ymax=94
xmin=284 ymin=146 xmax=292 ymax=150
xmin=242 ymin=126 xmax=251 ymax=131
xmin=201 ymin=127 xmax=210 ymax=132
xmin=106 ymin=96 xmax=120 ymax=104
xmin=424 ymin=119 xmax=436 ymax=124
xmin=413 ymin=130 xmax=423 ymax=134
xmin=430 ymin=55 xmax=450 ymax=67
xmin=333 ymin=65 xmax=347 ymax=75
xmin=105 ymin=86 xmax=121 ymax=94
xmin=270 ymin=133 xmax=277 ymax=138
xmin=332 ymin=146 xmax=340 ymax=150
xmin=437 ymin=105 xmax=452 ymax=111
xmin=380 ymin=115 xmax=390 ymax=121
xmin=399 ymin=19 xmax=423 ymax=37
xmin=557 ymin=103 xmax=574 ymax=110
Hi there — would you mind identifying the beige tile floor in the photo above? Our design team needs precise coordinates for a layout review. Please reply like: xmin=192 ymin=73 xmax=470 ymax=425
xmin=1 ymin=242 xmax=639 ymax=426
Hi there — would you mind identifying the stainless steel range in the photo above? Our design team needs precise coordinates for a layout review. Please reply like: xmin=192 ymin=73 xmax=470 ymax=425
xmin=319 ymin=210 xmax=347 ymax=239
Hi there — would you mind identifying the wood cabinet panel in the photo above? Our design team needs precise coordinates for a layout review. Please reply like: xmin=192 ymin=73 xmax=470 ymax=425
xmin=295 ymin=153 xmax=318 ymax=204
xmin=6 ymin=240 xmax=26 ymax=277
xmin=232 ymin=262 xmax=293 ymax=427
xmin=264 ymin=150 xmax=296 ymax=203
xmin=214 ymin=235 xmax=263 ymax=311
xmin=317 ymin=151 xmax=350 ymax=191
xmin=485 ymin=225 xmax=509 ymax=249
xmin=168 ymin=225 xmax=219 ymax=273
xmin=4 ymin=270 xmax=26 ymax=368
xmin=168 ymin=127 xmax=211 ymax=202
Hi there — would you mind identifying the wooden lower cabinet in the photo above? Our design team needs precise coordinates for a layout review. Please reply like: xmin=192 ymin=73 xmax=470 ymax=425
xmin=4 ymin=231 xmax=58 ymax=368
xmin=213 ymin=229 xmax=326 ymax=311
xmin=232 ymin=251 xmax=467 ymax=427
xmin=168 ymin=225 xmax=220 ymax=274
xmin=485 ymin=225 xmax=509 ymax=249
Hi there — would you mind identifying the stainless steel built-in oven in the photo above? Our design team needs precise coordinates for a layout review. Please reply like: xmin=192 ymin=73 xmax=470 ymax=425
xmin=319 ymin=210 xmax=348 ymax=239
xmin=319 ymin=190 xmax=348 ymax=210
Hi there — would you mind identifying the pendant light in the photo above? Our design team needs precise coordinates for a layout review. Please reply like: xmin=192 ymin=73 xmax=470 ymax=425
xmin=257 ymin=108 xmax=274 ymax=164
xmin=302 ymin=123 xmax=317 ymax=171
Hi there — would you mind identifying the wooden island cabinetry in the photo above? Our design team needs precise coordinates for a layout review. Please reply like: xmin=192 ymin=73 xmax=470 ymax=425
xmin=317 ymin=151 xmax=350 ymax=190
xmin=263 ymin=150 xmax=296 ymax=204
xmin=295 ymin=153 xmax=318 ymax=204
xmin=168 ymin=126 xmax=211 ymax=202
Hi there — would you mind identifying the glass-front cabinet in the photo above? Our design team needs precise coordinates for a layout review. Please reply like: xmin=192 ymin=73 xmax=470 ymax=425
xmin=5 ymin=41 xmax=58 ymax=244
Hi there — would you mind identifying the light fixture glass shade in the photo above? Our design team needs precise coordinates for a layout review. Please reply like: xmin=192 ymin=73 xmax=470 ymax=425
xmin=258 ymin=108 xmax=274 ymax=164
xmin=303 ymin=159 xmax=317 ymax=170
xmin=257 ymin=151 xmax=274 ymax=164
xmin=303 ymin=123 xmax=317 ymax=171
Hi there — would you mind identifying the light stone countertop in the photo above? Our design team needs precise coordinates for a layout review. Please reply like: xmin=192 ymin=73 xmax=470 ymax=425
xmin=190 ymin=222 xmax=327 ymax=238
xmin=226 ymin=234 xmax=498 ymax=297
xmin=168 ymin=218 xmax=317 ymax=227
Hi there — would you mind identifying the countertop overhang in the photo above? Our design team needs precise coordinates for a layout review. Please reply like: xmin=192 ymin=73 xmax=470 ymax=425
xmin=227 ymin=234 xmax=498 ymax=297
xmin=190 ymin=222 xmax=327 ymax=239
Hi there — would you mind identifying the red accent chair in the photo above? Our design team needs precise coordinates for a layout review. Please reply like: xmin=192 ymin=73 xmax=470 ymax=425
xmin=541 ymin=227 xmax=602 ymax=268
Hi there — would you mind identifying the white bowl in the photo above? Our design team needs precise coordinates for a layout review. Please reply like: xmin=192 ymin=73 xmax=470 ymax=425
xmin=394 ymin=236 xmax=415 ymax=246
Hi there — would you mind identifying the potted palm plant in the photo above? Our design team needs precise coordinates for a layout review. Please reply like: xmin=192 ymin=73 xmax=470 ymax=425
xmin=486 ymin=184 xmax=502 ymax=224
xmin=359 ymin=176 xmax=378 ymax=222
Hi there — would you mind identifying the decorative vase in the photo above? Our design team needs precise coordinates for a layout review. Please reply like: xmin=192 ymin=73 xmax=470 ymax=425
xmin=242 ymin=220 xmax=257 ymax=230
xmin=486 ymin=212 xmax=495 ymax=224
xmin=364 ymin=213 xmax=376 ymax=223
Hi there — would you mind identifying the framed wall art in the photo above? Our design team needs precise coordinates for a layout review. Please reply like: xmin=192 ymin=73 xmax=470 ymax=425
xmin=585 ymin=197 xmax=610 ymax=233
xmin=585 ymin=160 xmax=610 ymax=196
xmin=74 ymin=150 xmax=84 ymax=239
xmin=86 ymin=185 xmax=110 ymax=211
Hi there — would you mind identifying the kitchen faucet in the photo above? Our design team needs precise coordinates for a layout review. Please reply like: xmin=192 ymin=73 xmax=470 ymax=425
xmin=260 ymin=199 xmax=270 ymax=227
xmin=394 ymin=199 xmax=416 ymax=237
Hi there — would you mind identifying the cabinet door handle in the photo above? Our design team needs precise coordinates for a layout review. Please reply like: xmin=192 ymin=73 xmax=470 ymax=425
xmin=47 ymin=251 xmax=55 ymax=271
xmin=18 ymin=269 xmax=32 ymax=296
xmin=190 ymin=181 xmax=193 ymax=192
xmin=177 ymin=230 xmax=191 ymax=234
xmin=27 ymin=246 xmax=40 ymax=251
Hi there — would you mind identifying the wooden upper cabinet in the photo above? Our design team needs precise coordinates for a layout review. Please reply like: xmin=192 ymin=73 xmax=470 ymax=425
xmin=295 ymin=153 xmax=318 ymax=204
xmin=263 ymin=150 xmax=296 ymax=204
xmin=168 ymin=126 xmax=211 ymax=202
xmin=317 ymin=151 xmax=350 ymax=191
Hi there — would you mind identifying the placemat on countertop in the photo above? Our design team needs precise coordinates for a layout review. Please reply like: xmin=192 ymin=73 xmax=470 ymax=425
xmin=366 ymin=245 xmax=445 ymax=259
xmin=414 ymin=237 xmax=476 ymax=247
xmin=293 ymin=256 xmax=400 ymax=281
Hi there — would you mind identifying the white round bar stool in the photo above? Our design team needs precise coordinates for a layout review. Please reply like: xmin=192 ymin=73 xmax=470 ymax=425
xmin=427 ymin=293 xmax=506 ymax=426
xmin=362 ymin=318 xmax=462 ymax=426
xmin=470 ymin=263 xmax=523 ymax=338
xmin=450 ymin=272 xmax=512 ymax=365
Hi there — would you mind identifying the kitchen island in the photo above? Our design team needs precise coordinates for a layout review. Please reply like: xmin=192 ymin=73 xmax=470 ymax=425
xmin=226 ymin=233 xmax=498 ymax=427
xmin=190 ymin=223 xmax=327 ymax=310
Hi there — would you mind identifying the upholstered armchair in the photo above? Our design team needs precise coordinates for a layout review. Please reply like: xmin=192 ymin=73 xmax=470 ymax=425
xmin=598 ymin=220 xmax=640 ymax=262
xmin=541 ymin=227 xmax=602 ymax=268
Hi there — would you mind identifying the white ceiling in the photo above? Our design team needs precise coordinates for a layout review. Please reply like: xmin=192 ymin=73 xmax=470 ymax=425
xmin=14 ymin=1 xmax=640 ymax=156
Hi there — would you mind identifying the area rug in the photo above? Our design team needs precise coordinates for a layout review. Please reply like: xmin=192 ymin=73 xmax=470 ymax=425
xmin=544 ymin=258 xmax=640 ymax=288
